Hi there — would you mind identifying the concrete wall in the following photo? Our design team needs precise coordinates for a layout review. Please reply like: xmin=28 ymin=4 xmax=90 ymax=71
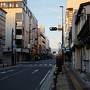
xmin=4 ymin=8 xmax=23 ymax=48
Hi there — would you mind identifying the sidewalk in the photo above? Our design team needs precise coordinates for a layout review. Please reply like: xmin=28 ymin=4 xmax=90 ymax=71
xmin=51 ymin=66 xmax=75 ymax=90
xmin=56 ymin=68 xmax=75 ymax=90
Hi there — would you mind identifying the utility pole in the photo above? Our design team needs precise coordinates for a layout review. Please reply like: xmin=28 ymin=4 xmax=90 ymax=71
xmin=60 ymin=6 xmax=64 ymax=47
xmin=60 ymin=6 xmax=64 ymax=65
xmin=11 ymin=28 xmax=14 ymax=65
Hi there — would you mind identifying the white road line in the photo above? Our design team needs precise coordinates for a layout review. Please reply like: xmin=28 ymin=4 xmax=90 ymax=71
xmin=49 ymin=64 xmax=52 ymax=66
xmin=7 ymin=70 xmax=14 ymax=72
xmin=32 ymin=69 xmax=39 ymax=74
xmin=0 ymin=69 xmax=14 ymax=74
xmin=40 ymin=70 xmax=50 ymax=85
xmin=0 ymin=68 xmax=30 ymax=80
xmin=0 ymin=71 xmax=6 ymax=74
xmin=35 ymin=64 xmax=37 ymax=66
xmin=44 ymin=64 xmax=47 ymax=66
xmin=39 ymin=64 xmax=42 ymax=66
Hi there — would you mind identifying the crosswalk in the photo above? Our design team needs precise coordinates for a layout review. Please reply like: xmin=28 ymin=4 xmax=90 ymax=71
xmin=22 ymin=63 xmax=53 ymax=67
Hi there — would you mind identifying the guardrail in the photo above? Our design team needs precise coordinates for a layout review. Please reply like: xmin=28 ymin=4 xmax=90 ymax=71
xmin=36 ymin=65 xmax=56 ymax=90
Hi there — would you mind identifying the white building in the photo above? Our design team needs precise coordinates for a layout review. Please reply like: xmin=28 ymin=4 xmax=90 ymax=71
xmin=71 ymin=2 xmax=90 ymax=72
xmin=0 ymin=0 xmax=38 ymax=62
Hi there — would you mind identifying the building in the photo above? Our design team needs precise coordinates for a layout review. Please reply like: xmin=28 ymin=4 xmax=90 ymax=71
xmin=65 ymin=0 xmax=90 ymax=64
xmin=74 ymin=2 xmax=90 ymax=72
xmin=65 ymin=8 xmax=73 ymax=47
xmin=0 ymin=8 xmax=6 ymax=63
xmin=0 ymin=0 xmax=38 ymax=63
xmin=30 ymin=15 xmax=38 ymax=60
xmin=38 ymin=25 xmax=47 ymax=59
xmin=65 ymin=0 xmax=90 ymax=48
xmin=69 ymin=1 xmax=90 ymax=73
xmin=67 ymin=0 xmax=90 ymax=9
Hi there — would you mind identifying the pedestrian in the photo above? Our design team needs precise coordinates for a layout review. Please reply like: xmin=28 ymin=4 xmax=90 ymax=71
xmin=56 ymin=54 xmax=63 ymax=73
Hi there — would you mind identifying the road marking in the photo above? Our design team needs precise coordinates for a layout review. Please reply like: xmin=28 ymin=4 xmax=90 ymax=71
xmin=40 ymin=70 xmax=50 ymax=85
xmin=32 ymin=69 xmax=39 ymax=74
xmin=39 ymin=64 xmax=42 ymax=66
xmin=49 ymin=64 xmax=52 ymax=66
xmin=44 ymin=64 xmax=47 ymax=66
xmin=0 ymin=69 xmax=14 ymax=74
xmin=0 ymin=68 xmax=30 ymax=80
xmin=7 ymin=70 xmax=14 ymax=72
xmin=0 ymin=71 xmax=6 ymax=74
xmin=35 ymin=64 xmax=37 ymax=66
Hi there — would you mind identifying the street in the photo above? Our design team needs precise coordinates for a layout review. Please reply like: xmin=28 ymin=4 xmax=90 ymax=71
xmin=0 ymin=59 xmax=55 ymax=90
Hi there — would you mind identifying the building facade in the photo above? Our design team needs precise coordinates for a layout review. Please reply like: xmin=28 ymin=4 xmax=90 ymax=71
xmin=0 ymin=8 xmax=6 ymax=63
xmin=38 ymin=25 xmax=47 ymax=59
xmin=69 ymin=2 xmax=90 ymax=73
xmin=65 ymin=8 xmax=73 ymax=48
xmin=0 ymin=0 xmax=38 ymax=63
xmin=74 ymin=2 xmax=90 ymax=72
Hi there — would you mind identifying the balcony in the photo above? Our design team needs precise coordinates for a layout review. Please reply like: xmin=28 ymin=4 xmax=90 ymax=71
xmin=77 ymin=15 xmax=90 ymax=41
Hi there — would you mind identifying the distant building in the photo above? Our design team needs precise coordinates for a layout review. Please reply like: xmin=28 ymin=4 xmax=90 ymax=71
xmin=0 ymin=8 xmax=6 ymax=63
xmin=65 ymin=7 xmax=73 ymax=47
xmin=38 ymin=25 xmax=47 ymax=59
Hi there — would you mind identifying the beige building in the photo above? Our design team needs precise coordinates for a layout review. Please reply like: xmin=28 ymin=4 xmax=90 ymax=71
xmin=65 ymin=0 xmax=90 ymax=45
xmin=30 ymin=15 xmax=38 ymax=60
xmin=0 ymin=0 xmax=38 ymax=63
xmin=65 ymin=8 xmax=73 ymax=47
xmin=65 ymin=0 xmax=90 ymax=72
xmin=70 ymin=2 xmax=90 ymax=73
xmin=0 ymin=8 xmax=6 ymax=63
xmin=65 ymin=0 xmax=90 ymax=47
xmin=67 ymin=0 xmax=90 ymax=9
xmin=38 ymin=25 xmax=47 ymax=59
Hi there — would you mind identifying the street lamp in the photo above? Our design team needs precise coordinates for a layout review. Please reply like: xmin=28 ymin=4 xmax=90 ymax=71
xmin=59 ymin=6 xmax=65 ymax=65
xmin=11 ymin=28 xmax=14 ymax=66
xmin=60 ymin=6 xmax=64 ymax=46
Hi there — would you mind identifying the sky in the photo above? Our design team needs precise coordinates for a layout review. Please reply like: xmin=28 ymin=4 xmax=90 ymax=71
xmin=28 ymin=0 xmax=67 ymax=50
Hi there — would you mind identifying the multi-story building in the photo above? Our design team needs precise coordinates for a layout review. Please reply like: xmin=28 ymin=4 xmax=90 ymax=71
xmin=30 ymin=15 xmax=38 ymax=60
xmin=69 ymin=1 xmax=90 ymax=73
xmin=65 ymin=8 xmax=73 ymax=47
xmin=46 ymin=38 xmax=51 ymax=58
xmin=74 ymin=2 xmax=90 ymax=72
xmin=0 ymin=8 xmax=6 ymax=63
xmin=65 ymin=0 xmax=90 ymax=64
xmin=0 ymin=0 xmax=38 ymax=63
xmin=65 ymin=0 xmax=90 ymax=48
xmin=38 ymin=25 xmax=47 ymax=59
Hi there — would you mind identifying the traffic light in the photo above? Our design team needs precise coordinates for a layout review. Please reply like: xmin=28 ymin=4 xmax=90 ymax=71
xmin=49 ymin=27 xmax=57 ymax=31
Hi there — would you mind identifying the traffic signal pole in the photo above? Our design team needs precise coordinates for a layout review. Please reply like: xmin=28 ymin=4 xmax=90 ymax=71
xmin=60 ymin=6 xmax=64 ymax=65
xmin=11 ymin=28 xmax=14 ymax=66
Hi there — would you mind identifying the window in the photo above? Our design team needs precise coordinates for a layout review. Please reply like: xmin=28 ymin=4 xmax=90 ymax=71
xmin=16 ymin=13 xmax=23 ymax=21
xmin=9 ymin=3 xmax=12 ymax=7
xmin=16 ymin=2 xmax=23 ymax=8
xmin=16 ymin=29 xmax=22 ymax=35
xmin=0 ymin=2 xmax=23 ymax=8
xmin=16 ymin=39 xmax=22 ymax=46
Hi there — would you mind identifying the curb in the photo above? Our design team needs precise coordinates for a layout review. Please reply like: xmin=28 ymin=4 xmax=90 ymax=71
xmin=64 ymin=65 xmax=90 ymax=90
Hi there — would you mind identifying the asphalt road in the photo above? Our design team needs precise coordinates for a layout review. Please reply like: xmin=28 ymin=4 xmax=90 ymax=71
xmin=0 ymin=59 xmax=55 ymax=90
